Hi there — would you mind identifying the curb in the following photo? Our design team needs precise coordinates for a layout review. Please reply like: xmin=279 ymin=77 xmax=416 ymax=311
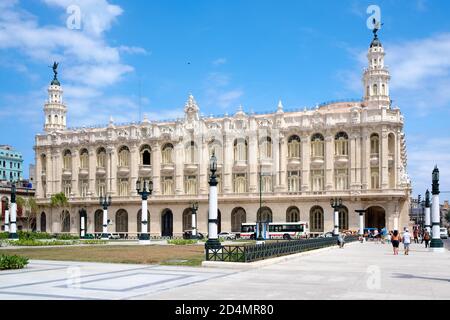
xmin=202 ymin=241 xmax=360 ymax=269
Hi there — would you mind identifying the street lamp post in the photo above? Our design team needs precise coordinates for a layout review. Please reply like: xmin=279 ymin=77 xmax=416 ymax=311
xmin=136 ymin=179 xmax=153 ymax=245
xmin=8 ymin=183 xmax=18 ymax=240
xmin=205 ymin=151 xmax=221 ymax=249
xmin=424 ymin=189 xmax=431 ymax=234
xmin=191 ymin=202 xmax=199 ymax=239
xmin=430 ymin=166 xmax=444 ymax=252
xmin=99 ymin=195 xmax=112 ymax=240
xmin=330 ymin=198 xmax=343 ymax=236
xmin=355 ymin=209 xmax=366 ymax=238
xmin=3 ymin=199 xmax=9 ymax=233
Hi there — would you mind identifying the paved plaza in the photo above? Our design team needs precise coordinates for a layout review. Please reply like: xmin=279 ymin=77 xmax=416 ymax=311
xmin=0 ymin=241 xmax=448 ymax=300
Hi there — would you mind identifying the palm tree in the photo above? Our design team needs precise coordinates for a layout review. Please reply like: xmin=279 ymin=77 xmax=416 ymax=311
xmin=26 ymin=197 xmax=38 ymax=231
xmin=50 ymin=193 xmax=70 ymax=233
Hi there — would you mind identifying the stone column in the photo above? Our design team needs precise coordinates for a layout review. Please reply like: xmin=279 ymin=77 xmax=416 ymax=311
xmin=350 ymin=133 xmax=357 ymax=189
xmin=199 ymin=140 xmax=208 ymax=195
xmin=381 ymin=129 xmax=389 ymax=189
xmin=35 ymin=152 xmax=43 ymax=198
xmin=88 ymin=147 xmax=96 ymax=196
xmin=248 ymin=134 xmax=258 ymax=193
xmin=4 ymin=205 xmax=9 ymax=233
xmin=130 ymin=144 xmax=139 ymax=196
xmin=223 ymin=136 xmax=233 ymax=194
xmin=175 ymin=141 xmax=184 ymax=195
xmin=108 ymin=147 xmax=117 ymax=196
xmin=301 ymin=134 xmax=310 ymax=192
xmin=72 ymin=150 xmax=80 ymax=197
xmin=359 ymin=211 xmax=364 ymax=236
xmin=152 ymin=143 xmax=161 ymax=195
xmin=361 ymin=131 xmax=370 ymax=190
xmin=325 ymin=134 xmax=334 ymax=191
xmin=279 ymin=135 xmax=287 ymax=191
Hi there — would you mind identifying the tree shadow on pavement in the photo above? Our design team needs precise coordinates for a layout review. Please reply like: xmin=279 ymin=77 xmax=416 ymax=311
xmin=392 ymin=273 xmax=450 ymax=283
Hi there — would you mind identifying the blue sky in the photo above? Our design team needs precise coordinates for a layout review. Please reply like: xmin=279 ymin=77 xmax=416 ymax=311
xmin=1 ymin=0 xmax=450 ymax=200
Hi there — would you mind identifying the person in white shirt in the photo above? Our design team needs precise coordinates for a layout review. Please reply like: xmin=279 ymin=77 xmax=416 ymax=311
xmin=402 ymin=228 xmax=412 ymax=255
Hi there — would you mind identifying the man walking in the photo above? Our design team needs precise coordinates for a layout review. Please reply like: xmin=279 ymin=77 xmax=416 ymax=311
xmin=402 ymin=228 xmax=412 ymax=255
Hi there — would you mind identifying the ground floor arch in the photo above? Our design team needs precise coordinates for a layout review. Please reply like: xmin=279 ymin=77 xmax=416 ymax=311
xmin=40 ymin=212 xmax=46 ymax=233
xmin=182 ymin=208 xmax=193 ymax=232
xmin=286 ymin=206 xmax=300 ymax=222
xmin=94 ymin=210 xmax=103 ymax=233
xmin=257 ymin=207 xmax=273 ymax=223
xmin=365 ymin=206 xmax=386 ymax=229
xmin=310 ymin=206 xmax=324 ymax=232
xmin=115 ymin=209 xmax=128 ymax=233
xmin=161 ymin=209 xmax=173 ymax=237
xmin=231 ymin=207 xmax=246 ymax=232
xmin=339 ymin=206 xmax=349 ymax=231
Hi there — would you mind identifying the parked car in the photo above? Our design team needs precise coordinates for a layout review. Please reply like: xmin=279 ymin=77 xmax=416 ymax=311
xmin=218 ymin=232 xmax=236 ymax=240
xmin=440 ymin=228 xmax=449 ymax=239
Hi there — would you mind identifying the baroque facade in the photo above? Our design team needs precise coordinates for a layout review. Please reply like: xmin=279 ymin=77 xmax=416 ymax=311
xmin=34 ymin=31 xmax=411 ymax=237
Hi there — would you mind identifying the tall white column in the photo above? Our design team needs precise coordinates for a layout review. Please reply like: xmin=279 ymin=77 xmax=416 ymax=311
xmin=333 ymin=209 xmax=339 ymax=235
xmin=80 ymin=215 xmax=85 ymax=238
xmin=101 ymin=209 xmax=108 ymax=240
xmin=359 ymin=212 xmax=364 ymax=236
xmin=191 ymin=209 xmax=197 ymax=237
xmin=139 ymin=199 xmax=150 ymax=244
xmin=4 ymin=208 xmax=9 ymax=233
xmin=9 ymin=202 xmax=18 ymax=240
xmin=430 ymin=167 xmax=444 ymax=252
xmin=208 ymin=185 xmax=218 ymax=240
xmin=425 ymin=190 xmax=431 ymax=234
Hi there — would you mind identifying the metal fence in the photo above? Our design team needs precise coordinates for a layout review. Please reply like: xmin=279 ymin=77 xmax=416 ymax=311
xmin=206 ymin=236 xmax=359 ymax=263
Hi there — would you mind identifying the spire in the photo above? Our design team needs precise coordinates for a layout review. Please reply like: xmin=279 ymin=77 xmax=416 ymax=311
xmin=184 ymin=93 xmax=199 ymax=121
xmin=44 ymin=62 xmax=67 ymax=132
xmin=277 ymin=100 xmax=284 ymax=113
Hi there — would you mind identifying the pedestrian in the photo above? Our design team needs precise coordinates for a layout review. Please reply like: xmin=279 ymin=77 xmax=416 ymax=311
xmin=373 ymin=229 xmax=379 ymax=243
xmin=337 ymin=233 xmax=345 ymax=248
xmin=402 ymin=228 xmax=411 ymax=255
xmin=423 ymin=230 xmax=431 ymax=248
xmin=386 ymin=231 xmax=391 ymax=244
xmin=413 ymin=228 xmax=419 ymax=244
xmin=391 ymin=230 xmax=400 ymax=255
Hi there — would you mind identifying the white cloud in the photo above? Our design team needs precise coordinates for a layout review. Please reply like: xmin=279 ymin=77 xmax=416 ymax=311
xmin=212 ymin=58 xmax=227 ymax=66
xmin=203 ymin=72 xmax=244 ymax=109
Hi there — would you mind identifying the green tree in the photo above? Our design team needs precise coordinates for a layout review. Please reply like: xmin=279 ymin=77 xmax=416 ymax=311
xmin=26 ymin=197 xmax=38 ymax=231
xmin=445 ymin=211 xmax=450 ymax=224
xmin=50 ymin=193 xmax=70 ymax=232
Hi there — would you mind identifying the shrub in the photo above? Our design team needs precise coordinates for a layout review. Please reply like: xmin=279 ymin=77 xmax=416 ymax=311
xmin=0 ymin=255 xmax=29 ymax=270
xmin=81 ymin=240 xmax=108 ymax=245
xmin=18 ymin=231 xmax=53 ymax=240
xmin=55 ymin=234 xmax=80 ymax=240
xmin=0 ymin=233 xmax=8 ymax=240
xmin=6 ymin=239 xmax=79 ymax=247
xmin=167 ymin=239 xmax=198 ymax=245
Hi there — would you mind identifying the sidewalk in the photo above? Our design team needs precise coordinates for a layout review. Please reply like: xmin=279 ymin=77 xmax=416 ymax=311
xmin=142 ymin=241 xmax=450 ymax=300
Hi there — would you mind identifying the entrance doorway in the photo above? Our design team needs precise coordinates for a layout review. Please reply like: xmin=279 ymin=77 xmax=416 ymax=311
xmin=161 ymin=209 xmax=173 ymax=237
xmin=365 ymin=206 xmax=386 ymax=229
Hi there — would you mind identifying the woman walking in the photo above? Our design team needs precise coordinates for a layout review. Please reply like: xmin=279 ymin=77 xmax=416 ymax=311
xmin=423 ymin=230 xmax=431 ymax=248
xmin=391 ymin=230 xmax=401 ymax=255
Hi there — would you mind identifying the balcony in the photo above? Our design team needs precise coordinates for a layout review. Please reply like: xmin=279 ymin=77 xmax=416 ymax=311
xmin=310 ymin=156 xmax=324 ymax=167
xmin=161 ymin=162 xmax=175 ymax=172
xmin=370 ymin=153 xmax=379 ymax=166
xmin=139 ymin=164 xmax=152 ymax=177
xmin=62 ymin=169 xmax=72 ymax=178
xmin=234 ymin=160 xmax=248 ymax=170
xmin=79 ymin=167 xmax=89 ymax=178
xmin=184 ymin=163 xmax=198 ymax=173
xmin=287 ymin=157 xmax=301 ymax=167
xmin=334 ymin=154 xmax=349 ymax=166
xmin=259 ymin=158 xmax=273 ymax=168
xmin=117 ymin=166 xmax=130 ymax=177
xmin=96 ymin=166 xmax=106 ymax=176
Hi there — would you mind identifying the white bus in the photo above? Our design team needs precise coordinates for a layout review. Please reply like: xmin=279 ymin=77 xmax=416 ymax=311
xmin=240 ymin=222 xmax=309 ymax=240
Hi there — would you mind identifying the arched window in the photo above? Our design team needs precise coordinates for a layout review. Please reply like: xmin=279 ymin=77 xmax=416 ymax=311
xmin=373 ymin=84 xmax=378 ymax=95
xmin=162 ymin=176 xmax=174 ymax=195
xmin=335 ymin=169 xmax=349 ymax=191
xmin=231 ymin=208 xmax=246 ymax=233
xmin=185 ymin=141 xmax=197 ymax=164
xmin=115 ymin=210 xmax=128 ymax=233
xmin=381 ymin=84 xmax=386 ymax=96
xmin=234 ymin=139 xmax=248 ymax=162
xmin=63 ymin=150 xmax=72 ymax=170
xmin=61 ymin=211 xmax=70 ymax=233
xmin=370 ymin=134 xmax=380 ymax=155
xmin=310 ymin=206 xmax=324 ymax=233
xmin=234 ymin=174 xmax=247 ymax=193
xmin=286 ymin=207 xmax=300 ymax=222
xmin=311 ymin=133 xmax=324 ymax=158
xmin=140 ymin=145 xmax=152 ymax=166
xmin=288 ymin=135 xmax=301 ymax=158
xmin=137 ymin=209 xmax=150 ymax=233
xmin=260 ymin=137 xmax=272 ymax=159
xmin=162 ymin=143 xmax=174 ymax=164
xmin=182 ymin=208 xmax=193 ymax=232
xmin=80 ymin=149 xmax=89 ymax=169
xmin=311 ymin=170 xmax=324 ymax=192
xmin=335 ymin=132 xmax=349 ymax=156
xmin=371 ymin=168 xmax=380 ymax=189
xmin=118 ymin=146 xmax=130 ymax=167
xmin=41 ymin=154 xmax=47 ymax=173
xmin=287 ymin=171 xmax=300 ymax=192
xmin=55 ymin=115 xmax=59 ymax=124
xmin=97 ymin=148 xmax=106 ymax=168
xmin=48 ymin=115 xmax=51 ymax=124
xmin=40 ymin=212 xmax=46 ymax=232
xmin=339 ymin=206 xmax=349 ymax=231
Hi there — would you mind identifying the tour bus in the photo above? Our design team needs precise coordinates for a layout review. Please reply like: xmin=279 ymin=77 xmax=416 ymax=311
xmin=240 ymin=222 xmax=309 ymax=240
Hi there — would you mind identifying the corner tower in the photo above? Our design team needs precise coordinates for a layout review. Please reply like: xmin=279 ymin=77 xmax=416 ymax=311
xmin=44 ymin=62 xmax=67 ymax=132
xmin=363 ymin=26 xmax=391 ymax=109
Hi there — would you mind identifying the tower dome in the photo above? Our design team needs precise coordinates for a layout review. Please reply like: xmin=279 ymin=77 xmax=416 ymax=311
xmin=44 ymin=62 xmax=67 ymax=132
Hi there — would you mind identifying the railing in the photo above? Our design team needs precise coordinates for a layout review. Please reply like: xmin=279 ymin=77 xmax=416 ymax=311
xmin=206 ymin=236 xmax=359 ymax=263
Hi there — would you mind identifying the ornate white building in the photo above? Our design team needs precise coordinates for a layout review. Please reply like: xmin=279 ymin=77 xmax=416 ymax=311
xmin=34 ymin=31 xmax=411 ymax=237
